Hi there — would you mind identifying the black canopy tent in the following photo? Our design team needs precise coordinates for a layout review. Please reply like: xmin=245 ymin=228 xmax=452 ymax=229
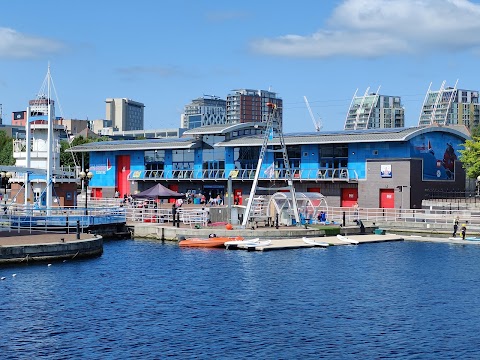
xmin=132 ymin=183 xmax=184 ymax=199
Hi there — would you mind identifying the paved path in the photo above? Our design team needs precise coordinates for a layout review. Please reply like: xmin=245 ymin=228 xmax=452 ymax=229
xmin=0 ymin=231 xmax=93 ymax=246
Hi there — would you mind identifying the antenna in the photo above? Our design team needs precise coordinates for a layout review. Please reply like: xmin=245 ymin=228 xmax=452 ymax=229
xmin=303 ymin=96 xmax=322 ymax=131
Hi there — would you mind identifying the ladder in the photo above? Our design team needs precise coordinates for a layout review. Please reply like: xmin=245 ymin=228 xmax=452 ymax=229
xmin=242 ymin=103 xmax=300 ymax=227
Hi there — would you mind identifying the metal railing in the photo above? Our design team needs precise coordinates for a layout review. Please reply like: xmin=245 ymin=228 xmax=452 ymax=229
xmin=129 ymin=168 xmax=358 ymax=182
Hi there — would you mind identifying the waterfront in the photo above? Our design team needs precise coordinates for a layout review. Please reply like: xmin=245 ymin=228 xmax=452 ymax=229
xmin=2 ymin=239 xmax=480 ymax=359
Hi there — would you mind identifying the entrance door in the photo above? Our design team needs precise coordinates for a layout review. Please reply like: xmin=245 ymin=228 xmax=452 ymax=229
xmin=341 ymin=188 xmax=358 ymax=207
xmin=116 ymin=155 xmax=130 ymax=198
xmin=168 ymin=184 xmax=179 ymax=203
xmin=380 ymin=189 xmax=395 ymax=208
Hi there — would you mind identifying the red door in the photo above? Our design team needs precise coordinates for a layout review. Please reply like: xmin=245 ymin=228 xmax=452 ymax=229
xmin=234 ymin=189 xmax=243 ymax=205
xmin=341 ymin=188 xmax=358 ymax=207
xmin=93 ymin=188 xmax=103 ymax=199
xmin=116 ymin=155 xmax=130 ymax=198
xmin=380 ymin=189 xmax=395 ymax=208
xmin=168 ymin=184 xmax=179 ymax=203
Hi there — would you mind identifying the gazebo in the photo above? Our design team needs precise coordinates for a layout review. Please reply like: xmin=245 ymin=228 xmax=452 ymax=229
xmin=267 ymin=192 xmax=328 ymax=225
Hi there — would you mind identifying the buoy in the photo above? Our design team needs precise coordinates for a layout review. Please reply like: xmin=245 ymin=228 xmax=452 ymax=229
xmin=12 ymin=274 xmax=16 ymax=277
xmin=48 ymin=264 xmax=52 ymax=267
xmin=0 ymin=277 xmax=5 ymax=280
xmin=225 ymin=223 xmax=233 ymax=230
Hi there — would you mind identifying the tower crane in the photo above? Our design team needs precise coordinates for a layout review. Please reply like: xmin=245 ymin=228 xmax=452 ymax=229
xmin=303 ymin=96 xmax=322 ymax=132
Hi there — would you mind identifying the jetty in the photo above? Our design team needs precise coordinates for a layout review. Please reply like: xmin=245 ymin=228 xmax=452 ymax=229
xmin=0 ymin=231 xmax=103 ymax=264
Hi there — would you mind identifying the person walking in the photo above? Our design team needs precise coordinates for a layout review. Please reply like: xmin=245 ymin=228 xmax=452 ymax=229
xmin=452 ymin=216 xmax=459 ymax=237
xmin=461 ymin=223 xmax=467 ymax=240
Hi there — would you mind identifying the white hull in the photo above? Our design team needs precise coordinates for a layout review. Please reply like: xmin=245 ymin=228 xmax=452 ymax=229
xmin=336 ymin=234 xmax=359 ymax=245
xmin=302 ymin=237 xmax=329 ymax=247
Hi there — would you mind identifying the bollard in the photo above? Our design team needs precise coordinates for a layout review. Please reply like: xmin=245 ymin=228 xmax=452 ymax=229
xmin=275 ymin=213 xmax=279 ymax=229
xmin=76 ymin=220 xmax=80 ymax=239
xmin=342 ymin=211 xmax=346 ymax=227
xmin=176 ymin=212 xmax=180 ymax=228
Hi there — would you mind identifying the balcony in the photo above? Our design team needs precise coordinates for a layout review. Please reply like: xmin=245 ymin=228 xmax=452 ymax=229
xmin=128 ymin=168 xmax=358 ymax=182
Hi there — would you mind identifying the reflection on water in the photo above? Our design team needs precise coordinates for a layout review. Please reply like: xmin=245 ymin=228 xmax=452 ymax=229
xmin=2 ymin=240 xmax=480 ymax=359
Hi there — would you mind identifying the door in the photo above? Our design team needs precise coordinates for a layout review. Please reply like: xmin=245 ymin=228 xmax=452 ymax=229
xmin=168 ymin=184 xmax=179 ymax=203
xmin=380 ymin=189 xmax=395 ymax=208
xmin=93 ymin=188 xmax=103 ymax=199
xmin=116 ymin=155 xmax=131 ymax=198
xmin=341 ymin=188 xmax=358 ymax=207
xmin=234 ymin=189 xmax=243 ymax=205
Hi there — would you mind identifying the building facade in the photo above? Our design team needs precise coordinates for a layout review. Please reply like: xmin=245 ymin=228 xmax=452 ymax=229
xmin=344 ymin=88 xmax=404 ymax=130
xmin=418 ymin=82 xmax=480 ymax=129
xmin=181 ymin=96 xmax=226 ymax=130
xmin=69 ymin=123 xmax=469 ymax=210
xmin=226 ymin=89 xmax=283 ymax=125
xmin=105 ymin=98 xmax=145 ymax=132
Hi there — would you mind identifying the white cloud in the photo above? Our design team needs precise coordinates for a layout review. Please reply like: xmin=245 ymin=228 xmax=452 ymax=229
xmin=251 ymin=0 xmax=480 ymax=58
xmin=0 ymin=28 xmax=64 ymax=59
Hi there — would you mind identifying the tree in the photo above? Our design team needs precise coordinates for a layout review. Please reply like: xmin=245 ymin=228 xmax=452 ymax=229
xmin=0 ymin=131 xmax=15 ymax=166
xmin=458 ymin=135 xmax=480 ymax=179
xmin=60 ymin=135 xmax=111 ymax=169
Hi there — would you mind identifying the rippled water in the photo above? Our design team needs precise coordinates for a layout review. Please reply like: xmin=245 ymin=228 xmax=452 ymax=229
xmin=2 ymin=240 xmax=480 ymax=359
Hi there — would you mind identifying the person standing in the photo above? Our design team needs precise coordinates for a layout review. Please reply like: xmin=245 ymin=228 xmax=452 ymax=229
xmin=452 ymin=216 xmax=459 ymax=237
xmin=461 ymin=223 xmax=467 ymax=240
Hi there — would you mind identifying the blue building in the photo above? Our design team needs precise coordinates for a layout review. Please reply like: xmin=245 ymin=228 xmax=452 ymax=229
xmin=69 ymin=123 xmax=470 ymax=209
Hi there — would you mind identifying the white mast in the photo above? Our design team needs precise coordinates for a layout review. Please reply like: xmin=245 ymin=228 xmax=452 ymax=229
xmin=46 ymin=64 xmax=53 ymax=210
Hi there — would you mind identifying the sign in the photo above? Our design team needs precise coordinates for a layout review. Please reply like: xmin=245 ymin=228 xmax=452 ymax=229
xmin=381 ymin=164 xmax=392 ymax=178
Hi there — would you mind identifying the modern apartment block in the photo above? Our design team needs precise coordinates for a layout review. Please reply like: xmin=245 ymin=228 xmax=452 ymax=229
xmin=344 ymin=88 xmax=404 ymax=130
xmin=181 ymin=96 xmax=226 ymax=130
xmin=418 ymin=81 xmax=480 ymax=129
xmin=105 ymin=98 xmax=145 ymax=132
xmin=226 ymin=89 xmax=283 ymax=125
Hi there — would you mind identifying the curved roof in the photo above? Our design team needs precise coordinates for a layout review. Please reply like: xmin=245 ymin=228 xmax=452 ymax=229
xmin=216 ymin=125 xmax=470 ymax=147
xmin=182 ymin=122 xmax=267 ymax=136
xmin=67 ymin=137 xmax=207 ymax=153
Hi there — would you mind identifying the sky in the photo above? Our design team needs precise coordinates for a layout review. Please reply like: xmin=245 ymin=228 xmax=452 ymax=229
xmin=1 ymin=0 xmax=480 ymax=133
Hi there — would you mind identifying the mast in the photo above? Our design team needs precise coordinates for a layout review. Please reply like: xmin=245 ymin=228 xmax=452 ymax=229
xmin=46 ymin=64 xmax=53 ymax=210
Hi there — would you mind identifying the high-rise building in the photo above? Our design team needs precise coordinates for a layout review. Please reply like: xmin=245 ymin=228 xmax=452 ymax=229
xmin=344 ymin=87 xmax=404 ymax=130
xmin=181 ymin=96 xmax=226 ymax=129
xmin=418 ymin=81 xmax=480 ymax=129
xmin=105 ymin=98 xmax=145 ymax=131
xmin=226 ymin=89 xmax=282 ymax=126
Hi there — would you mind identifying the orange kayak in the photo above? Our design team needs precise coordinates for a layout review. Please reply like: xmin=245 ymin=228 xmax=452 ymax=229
xmin=179 ymin=236 xmax=244 ymax=248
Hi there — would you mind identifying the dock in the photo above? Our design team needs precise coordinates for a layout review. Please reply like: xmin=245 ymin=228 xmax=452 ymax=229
xmin=230 ymin=234 xmax=404 ymax=251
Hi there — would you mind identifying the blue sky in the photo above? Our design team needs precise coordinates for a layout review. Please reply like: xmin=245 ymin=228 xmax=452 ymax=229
xmin=1 ymin=0 xmax=480 ymax=133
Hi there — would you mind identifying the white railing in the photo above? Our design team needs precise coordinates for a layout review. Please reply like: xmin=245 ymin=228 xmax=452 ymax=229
xmin=129 ymin=168 xmax=359 ymax=181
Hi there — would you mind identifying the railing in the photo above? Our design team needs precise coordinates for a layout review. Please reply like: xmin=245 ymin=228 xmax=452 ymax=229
xmin=130 ymin=168 xmax=358 ymax=182
xmin=0 ymin=205 xmax=127 ymax=234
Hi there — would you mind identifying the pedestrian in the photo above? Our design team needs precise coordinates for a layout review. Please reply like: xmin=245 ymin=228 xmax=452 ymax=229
xmin=461 ymin=223 xmax=467 ymax=240
xmin=452 ymin=216 xmax=459 ymax=237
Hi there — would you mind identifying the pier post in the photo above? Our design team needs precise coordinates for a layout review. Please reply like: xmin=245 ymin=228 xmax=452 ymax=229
xmin=343 ymin=211 xmax=346 ymax=227
xmin=66 ymin=213 xmax=69 ymax=234
xmin=76 ymin=220 xmax=80 ymax=239
xmin=275 ymin=213 xmax=279 ymax=229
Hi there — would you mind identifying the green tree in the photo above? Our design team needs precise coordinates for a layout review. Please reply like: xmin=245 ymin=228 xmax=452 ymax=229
xmin=459 ymin=135 xmax=480 ymax=179
xmin=60 ymin=136 xmax=92 ymax=169
xmin=0 ymin=131 xmax=15 ymax=166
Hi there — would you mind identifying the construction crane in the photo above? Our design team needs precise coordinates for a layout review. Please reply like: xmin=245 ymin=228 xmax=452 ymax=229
xmin=303 ymin=96 xmax=322 ymax=132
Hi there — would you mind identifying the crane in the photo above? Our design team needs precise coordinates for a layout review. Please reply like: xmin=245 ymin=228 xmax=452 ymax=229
xmin=303 ymin=96 xmax=322 ymax=132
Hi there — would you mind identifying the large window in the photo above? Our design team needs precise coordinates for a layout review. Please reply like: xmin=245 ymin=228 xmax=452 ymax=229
xmin=173 ymin=149 xmax=195 ymax=170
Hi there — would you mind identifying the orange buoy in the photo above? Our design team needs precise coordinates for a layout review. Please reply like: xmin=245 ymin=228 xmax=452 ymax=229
xmin=225 ymin=223 xmax=233 ymax=230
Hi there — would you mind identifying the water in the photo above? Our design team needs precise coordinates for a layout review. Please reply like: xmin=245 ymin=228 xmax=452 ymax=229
xmin=2 ymin=240 xmax=480 ymax=359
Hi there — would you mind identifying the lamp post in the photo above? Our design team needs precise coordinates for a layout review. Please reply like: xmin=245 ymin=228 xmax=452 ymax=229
xmin=79 ymin=169 xmax=93 ymax=215
xmin=0 ymin=171 xmax=12 ymax=201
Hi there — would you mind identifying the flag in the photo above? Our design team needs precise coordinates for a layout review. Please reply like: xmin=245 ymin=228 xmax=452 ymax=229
xmin=264 ymin=162 xmax=275 ymax=178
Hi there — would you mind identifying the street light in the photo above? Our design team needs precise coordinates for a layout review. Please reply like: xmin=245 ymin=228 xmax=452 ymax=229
xmin=79 ymin=169 xmax=93 ymax=215
xmin=477 ymin=175 xmax=480 ymax=197
xmin=0 ymin=171 xmax=12 ymax=201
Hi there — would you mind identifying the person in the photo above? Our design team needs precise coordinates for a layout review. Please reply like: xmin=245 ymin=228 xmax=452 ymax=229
xmin=461 ymin=224 xmax=467 ymax=240
xmin=353 ymin=202 xmax=359 ymax=219
xmin=452 ymin=216 xmax=459 ymax=237
xmin=114 ymin=190 xmax=120 ymax=198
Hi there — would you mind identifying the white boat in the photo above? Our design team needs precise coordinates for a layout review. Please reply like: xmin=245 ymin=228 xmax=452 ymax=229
xmin=336 ymin=234 xmax=359 ymax=245
xmin=302 ymin=237 xmax=329 ymax=247
xmin=224 ymin=238 xmax=271 ymax=249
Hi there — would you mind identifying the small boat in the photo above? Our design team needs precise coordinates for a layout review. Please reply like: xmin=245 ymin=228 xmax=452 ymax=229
xmin=302 ymin=237 xmax=329 ymax=247
xmin=179 ymin=236 xmax=244 ymax=248
xmin=224 ymin=238 xmax=271 ymax=249
xmin=336 ymin=234 xmax=359 ymax=245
